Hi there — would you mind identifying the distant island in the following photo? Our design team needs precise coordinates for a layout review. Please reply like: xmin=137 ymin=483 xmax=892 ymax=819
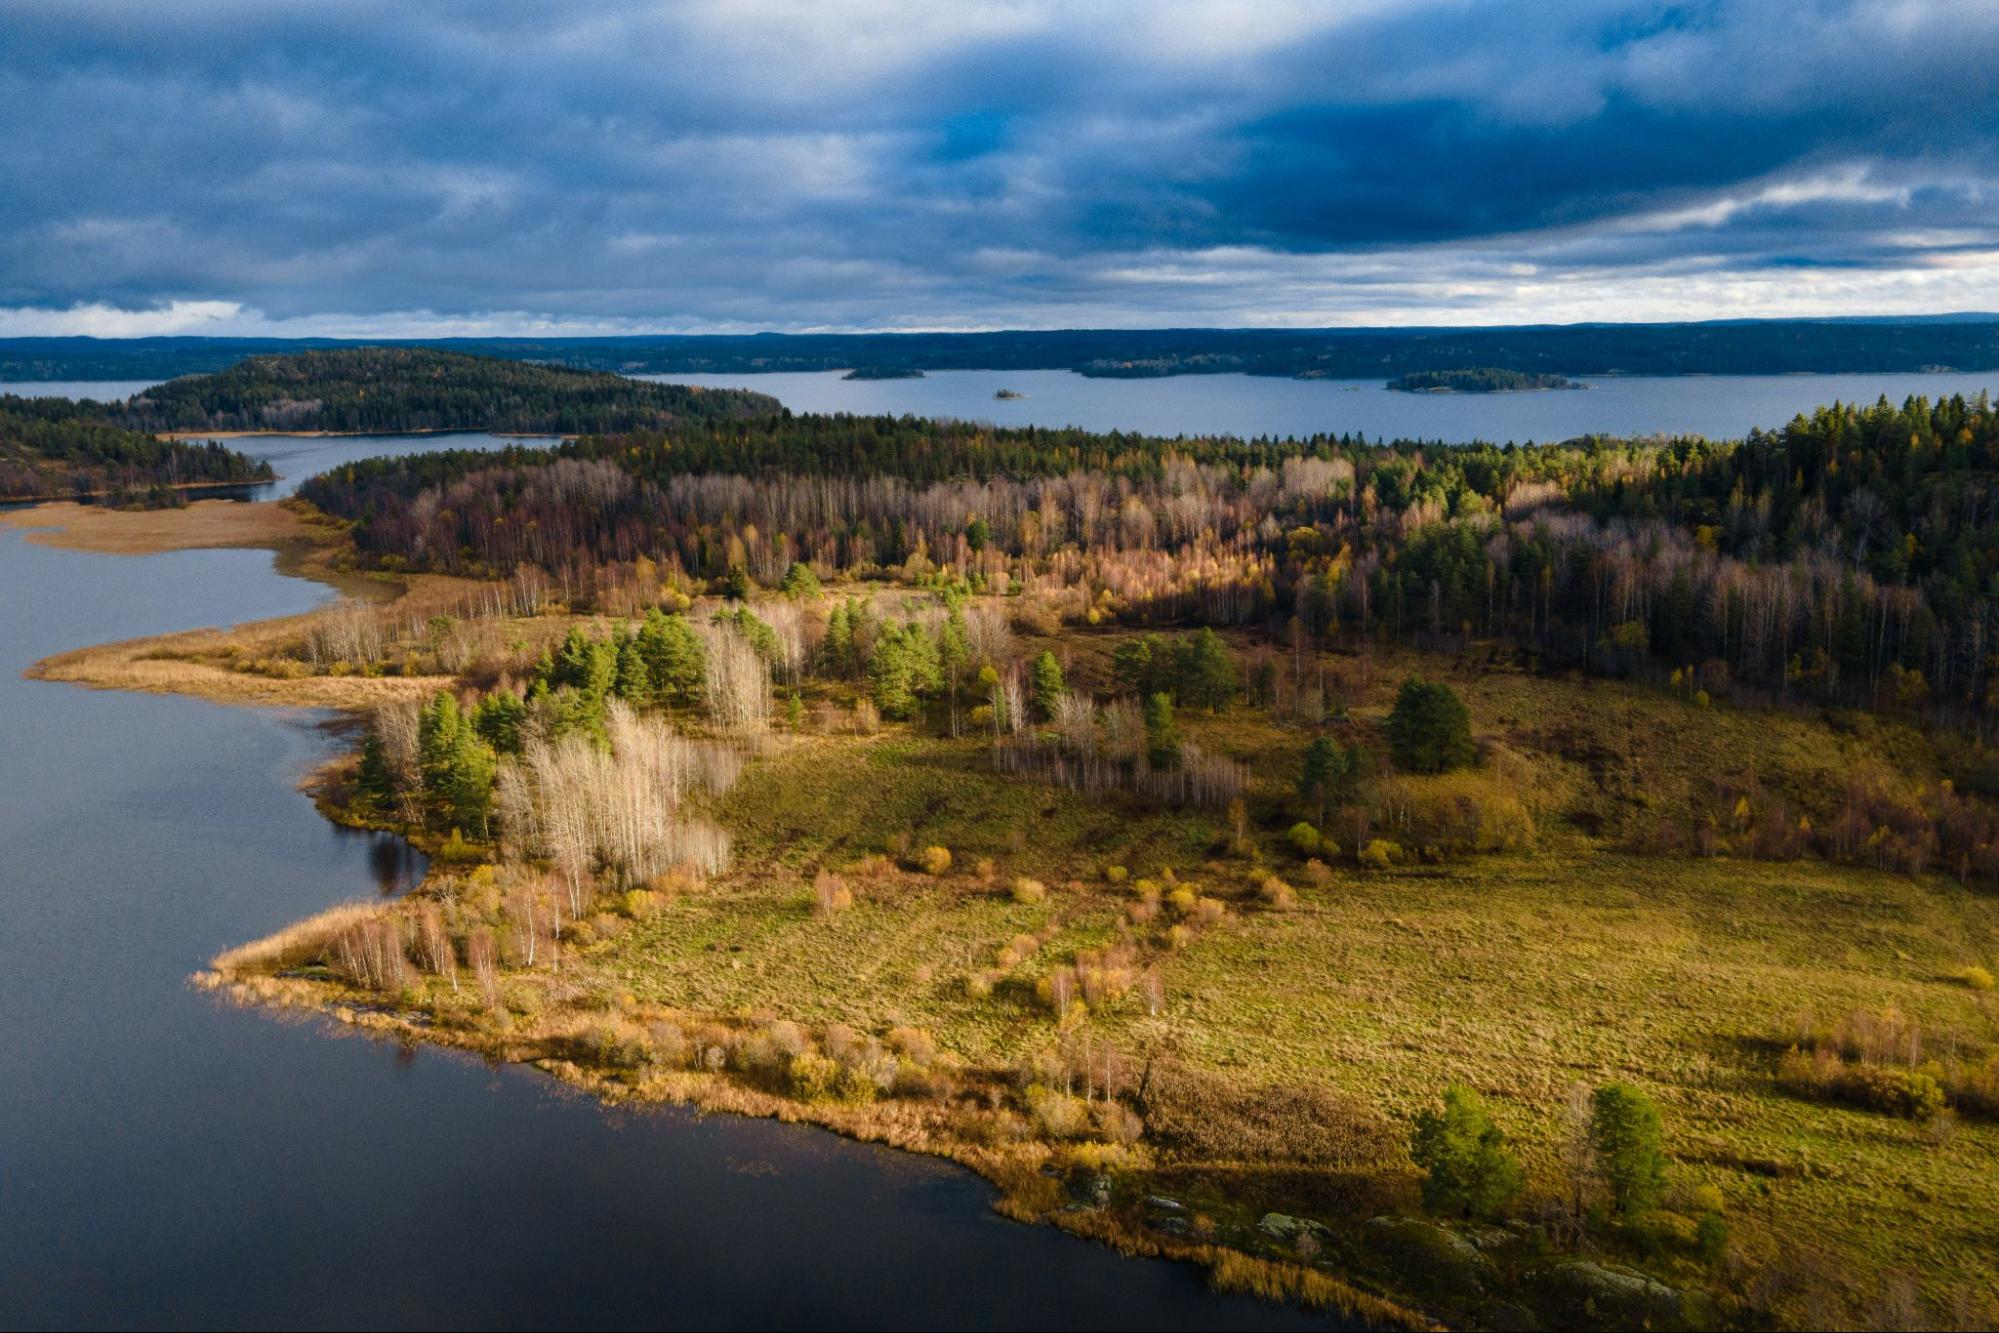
xmin=1387 ymin=367 xmax=1584 ymax=394
xmin=993 ymin=388 xmax=1024 ymax=399
xmin=842 ymin=365 xmax=925 ymax=381
xmin=110 ymin=347 xmax=779 ymax=435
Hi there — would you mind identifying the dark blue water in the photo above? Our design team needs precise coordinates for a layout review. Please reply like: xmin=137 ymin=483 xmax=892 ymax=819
xmin=0 ymin=450 xmax=1326 ymax=1328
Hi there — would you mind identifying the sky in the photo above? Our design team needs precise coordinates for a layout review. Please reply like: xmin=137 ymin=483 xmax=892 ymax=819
xmin=4 ymin=0 xmax=1999 ymax=337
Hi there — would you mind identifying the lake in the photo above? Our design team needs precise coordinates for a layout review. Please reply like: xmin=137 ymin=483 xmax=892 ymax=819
xmin=17 ymin=369 xmax=1999 ymax=447
xmin=0 ymin=432 xmax=1326 ymax=1330
xmin=643 ymin=368 xmax=1999 ymax=442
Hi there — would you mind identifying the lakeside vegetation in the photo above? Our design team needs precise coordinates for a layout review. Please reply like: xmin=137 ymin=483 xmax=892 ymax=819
xmin=32 ymin=349 xmax=1999 ymax=1327
xmin=1386 ymin=369 xmax=1582 ymax=394
xmin=0 ymin=397 xmax=271 ymax=505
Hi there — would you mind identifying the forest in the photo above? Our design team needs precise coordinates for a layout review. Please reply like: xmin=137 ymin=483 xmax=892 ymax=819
xmin=7 ymin=318 xmax=1999 ymax=382
xmin=1386 ymin=368 xmax=1581 ymax=393
xmin=0 ymin=397 xmax=272 ymax=503
xmin=298 ymin=389 xmax=1999 ymax=738
xmin=103 ymin=347 xmax=779 ymax=435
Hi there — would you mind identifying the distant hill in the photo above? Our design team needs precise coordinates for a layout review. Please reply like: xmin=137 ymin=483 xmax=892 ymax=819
xmin=7 ymin=319 xmax=1999 ymax=383
xmin=106 ymin=347 xmax=781 ymax=435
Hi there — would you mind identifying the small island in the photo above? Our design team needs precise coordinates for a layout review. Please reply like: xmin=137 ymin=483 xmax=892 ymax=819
xmin=1386 ymin=367 xmax=1584 ymax=394
xmin=993 ymin=388 xmax=1025 ymax=399
xmin=842 ymin=365 xmax=926 ymax=381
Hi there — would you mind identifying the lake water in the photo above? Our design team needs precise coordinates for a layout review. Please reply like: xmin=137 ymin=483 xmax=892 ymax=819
xmin=0 ymin=379 xmax=161 ymax=403
xmin=0 ymin=432 xmax=1324 ymax=1330
xmin=19 ymin=369 xmax=1999 ymax=447
xmin=645 ymin=368 xmax=1999 ymax=443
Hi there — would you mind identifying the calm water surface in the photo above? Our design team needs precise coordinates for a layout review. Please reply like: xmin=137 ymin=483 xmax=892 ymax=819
xmin=648 ymin=367 xmax=1999 ymax=442
xmin=0 ymin=432 xmax=1326 ymax=1330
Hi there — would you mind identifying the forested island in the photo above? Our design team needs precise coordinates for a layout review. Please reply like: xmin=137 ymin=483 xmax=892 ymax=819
xmin=842 ymin=366 xmax=926 ymax=381
xmin=0 ymin=396 xmax=271 ymax=505
xmin=107 ymin=347 xmax=778 ymax=435
xmin=7 ymin=317 xmax=1999 ymax=383
xmin=8 ymin=348 xmax=1952 ymax=1330
xmin=1386 ymin=368 xmax=1582 ymax=393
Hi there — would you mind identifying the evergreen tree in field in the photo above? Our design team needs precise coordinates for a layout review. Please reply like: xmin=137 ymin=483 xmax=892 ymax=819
xmin=1410 ymin=1085 xmax=1524 ymax=1219
xmin=417 ymin=692 xmax=496 ymax=834
xmin=1386 ymin=677 xmax=1475 ymax=773
xmin=1299 ymin=734 xmax=1350 ymax=822
xmin=1143 ymin=692 xmax=1179 ymax=767
xmin=1178 ymin=627 xmax=1237 ymax=712
xmin=1031 ymin=650 xmax=1066 ymax=721
xmin=549 ymin=626 xmax=616 ymax=700
xmin=779 ymin=561 xmax=821 ymax=598
xmin=714 ymin=605 xmax=779 ymax=661
xmin=822 ymin=600 xmax=853 ymax=676
xmin=870 ymin=622 xmax=943 ymax=720
xmin=469 ymin=687 xmax=527 ymax=755
xmin=1589 ymin=1083 xmax=1667 ymax=1219
xmin=613 ymin=629 xmax=649 ymax=701
xmin=721 ymin=565 xmax=752 ymax=601
xmin=1112 ymin=634 xmax=1169 ymax=698
xmin=356 ymin=732 xmax=396 ymax=813
xmin=965 ymin=515 xmax=991 ymax=551
xmin=635 ymin=609 xmax=706 ymax=706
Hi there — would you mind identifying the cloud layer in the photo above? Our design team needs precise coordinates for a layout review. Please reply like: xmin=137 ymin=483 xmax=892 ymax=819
xmin=5 ymin=1 xmax=1999 ymax=333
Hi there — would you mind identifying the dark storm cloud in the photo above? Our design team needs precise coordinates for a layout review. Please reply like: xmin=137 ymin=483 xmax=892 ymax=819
xmin=3 ymin=0 xmax=1997 ymax=332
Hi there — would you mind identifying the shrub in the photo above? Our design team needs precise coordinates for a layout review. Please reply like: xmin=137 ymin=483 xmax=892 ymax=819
xmin=1287 ymin=822 xmax=1321 ymax=857
xmin=1301 ymin=858 xmax=1333 ymax=886
xmin=1257 ymin=876 xmax=1297 ymax=911
xmin=1027 ymin=1086 xmax=1091 ymax=1138
xmin=1357 ymin=838 xmax=1401 ymax=870
xmin=813 ymin=870 xmax=853 ymax=918
xmin=1778 ymin=1047 xmax=1948 ymax=1119
xmin=918 ymin=845 xmax=953 ymax=876
xmin=1695 ymin=1211 xmax=1730 ymax=1267
xmin=1410 ymin=1084 xmax=1524 ymax=1219
xmin=1956 ymin=965 xmax=1996 ymax=991
xmin=1010 ymin=876 xmax=1047 ymax=904
xmin=789 ymin=1050 xmax=840 ymax=1101
xmin=1103 ymin=864 xmax=1128 ymax=884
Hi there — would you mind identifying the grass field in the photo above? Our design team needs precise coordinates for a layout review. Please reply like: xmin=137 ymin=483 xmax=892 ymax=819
xmin=136 ymin=586 xmax=1999 ymax=1329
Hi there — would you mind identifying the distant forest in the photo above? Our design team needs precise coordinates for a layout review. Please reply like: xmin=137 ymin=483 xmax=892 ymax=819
xmin=299 ymin=386 xmax=1999 ymax=738
xmin=0 ymin=397 xmax=270 ymax=504
xmin=104 ymin=347 xmax=779 ymax=435
xmin=1386 ymin=368 xmax=1581 ymax=393
xmin=5 ymin=318 xmax=1999 ymax=382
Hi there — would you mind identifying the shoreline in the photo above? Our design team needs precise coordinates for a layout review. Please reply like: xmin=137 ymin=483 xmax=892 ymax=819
xmin=22 ymin=497 xmax=1432 ymax=1330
